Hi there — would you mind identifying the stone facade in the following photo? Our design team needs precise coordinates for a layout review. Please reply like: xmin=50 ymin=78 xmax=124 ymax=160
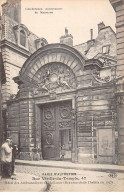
xmin=110 ymin=0 xmax=124 ymax=165
xmin=6 ymin=44 xmax=117 ymax=164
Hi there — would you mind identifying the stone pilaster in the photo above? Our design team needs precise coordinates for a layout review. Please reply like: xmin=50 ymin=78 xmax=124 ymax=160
xmin=110 ymin=0 xmax=124 ymax=164
xmin=19 ymin=99 xmax=35 ymax=160
xmin=116 ymin=93 xmax=124 ymax=164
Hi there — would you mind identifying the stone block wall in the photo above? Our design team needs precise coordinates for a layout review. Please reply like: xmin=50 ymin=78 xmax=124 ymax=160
xmin=7 ymin=96 xmax=36 ymax=160
xmin=1 ymin=47 xmax=28 ymax=102
xmin=115 ymin=3 xmax=124 ymax=164
xmin=116 ymin=2 xmax=124 ymax=79
xmin=76 ymin=83 xmax=116 ymax=164
xmin=7 ymin=101 xmax=19 ymax=139
xmin=19 ymin=99 xmax=35 ymax=160
xmin=110 ymin=0 xmax=124 ymax=165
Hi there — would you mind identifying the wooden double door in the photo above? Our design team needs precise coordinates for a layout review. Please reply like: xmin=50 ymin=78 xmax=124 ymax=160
xmin=41 ymin=101 xmax=72 ymax=160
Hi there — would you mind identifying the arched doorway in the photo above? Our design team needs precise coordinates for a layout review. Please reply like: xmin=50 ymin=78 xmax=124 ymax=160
xmin=10 ymin=43 xmax=86 ymax=161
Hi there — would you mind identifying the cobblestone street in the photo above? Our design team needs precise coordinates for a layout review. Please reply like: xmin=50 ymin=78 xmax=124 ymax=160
xmin=15 ymin=165 xmax=124 ymax=192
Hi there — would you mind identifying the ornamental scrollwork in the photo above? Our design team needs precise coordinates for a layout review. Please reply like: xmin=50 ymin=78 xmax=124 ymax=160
xmin=92 ymin=72 xmax=111 ymax=84
xmin=46 ymin=133 xmax=53 ymax=145
xmin=59 ymin=106 xmax=71 ymax=119
xmin=33 ymin=63 xmax=76 ymax=94
xmin=43 ymin=122 xmax=55 ymax=131
xmin=59 ymin=120 xmax=71 ymax=129
xmin=44 ymin=110 xmax=53 ymax=120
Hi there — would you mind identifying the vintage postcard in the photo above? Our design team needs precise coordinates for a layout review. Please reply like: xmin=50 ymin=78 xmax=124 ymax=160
xmin=0 ymin=0 xmax=124 ymax=192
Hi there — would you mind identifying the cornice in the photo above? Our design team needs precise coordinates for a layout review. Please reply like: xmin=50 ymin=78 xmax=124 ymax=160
xmin=85 ymin=59 xmax=103 ymax=69
xmin=0 ymin=39 xmax=31 ymax=57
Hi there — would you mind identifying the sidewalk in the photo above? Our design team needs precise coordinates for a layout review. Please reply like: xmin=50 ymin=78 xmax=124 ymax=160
xmin=15 ymin=159 xmax=124 ymax=173
xmin=0 ymin=173 xmax=47 ymax=192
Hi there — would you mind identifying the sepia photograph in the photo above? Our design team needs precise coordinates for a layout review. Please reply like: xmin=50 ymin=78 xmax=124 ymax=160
xmin=0 ymin=0 xmax=124 ymax=192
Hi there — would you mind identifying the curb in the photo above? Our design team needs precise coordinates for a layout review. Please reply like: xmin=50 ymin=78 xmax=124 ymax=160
xmin=15 ymin=161 xmax=124 ymax=173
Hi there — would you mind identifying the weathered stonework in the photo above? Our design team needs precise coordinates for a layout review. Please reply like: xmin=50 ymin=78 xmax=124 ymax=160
xmin=110 ymin=0 xmax=124 ymax=165
xmin=6 ymin=44 xmax=117 ymax=164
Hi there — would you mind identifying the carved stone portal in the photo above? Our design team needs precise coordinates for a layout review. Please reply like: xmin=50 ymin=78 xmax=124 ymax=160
xmin=33 ymin=62 xmax=76 ymax=94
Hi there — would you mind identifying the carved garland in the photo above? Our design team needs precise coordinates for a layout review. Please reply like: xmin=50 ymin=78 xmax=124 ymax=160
xmin=92 ymin=73 xmax=111 ymax=84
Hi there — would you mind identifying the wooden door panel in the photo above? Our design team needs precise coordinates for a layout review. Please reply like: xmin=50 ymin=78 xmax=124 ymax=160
xmin=41 ymin=101 xmax=72 ymax=160
xmin=58 ymin=101 xmax=72 ymax=130
xmin=57 ymin=101 xmax=72 ymax=159
xmin=42 ymin=130 xmax=60 ymax=159
xmin=41 ymin=104 xmax=60 ymax=159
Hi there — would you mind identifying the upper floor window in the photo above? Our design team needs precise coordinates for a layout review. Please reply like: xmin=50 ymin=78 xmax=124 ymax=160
xmin=20 ymin=30 xmax=26 ymax=47
xmin=13 ymin=24 xmax=30 ymax=50
xmin=102 ymin=45 xmax=110 ymax=54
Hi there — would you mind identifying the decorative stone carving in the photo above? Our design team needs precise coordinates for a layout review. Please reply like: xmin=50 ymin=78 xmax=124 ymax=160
xmin=92 ymin=72 xmax=111 ymax=84
xmin=98 ymin=57 xmax=116 ymax=67
xmin=43 ymin=122 xmax=55 ymax=131
xmin=35 ymin=37 xmax=48 ymax=49
xmin=46 ymin=133 xmax=53 ymax=145
xmin=59 ymin=120 xmax=71 ymax=129
xmin=43 ymin=107 xmax=55 ymax=120
xmin=103 ymin=58 xmax=112 ymax=66
xmin=93 ymin=69 xmax=124 ymax=87
xmin=32 ymin=63 xmax=76 ymax=94
xmin=43 ymin=107 xmax=55 ymax=130
xmin=60 ymin=106 xmax=71 ymax=119
xmin=44 ymin=110 xmax=53 ymax=120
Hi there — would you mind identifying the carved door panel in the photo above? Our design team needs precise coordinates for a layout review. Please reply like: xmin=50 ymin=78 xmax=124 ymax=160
xmin=57 ymin=101 xmax=72 ymax=159
xmin=41 ymin=104 xmax=60 ymax=160
xmin=41 ymin=101 xmax=72 ymax=160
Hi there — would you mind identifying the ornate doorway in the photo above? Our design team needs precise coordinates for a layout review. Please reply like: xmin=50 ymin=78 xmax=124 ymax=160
xmin=41 ymin=100 xmax=72 ymax=160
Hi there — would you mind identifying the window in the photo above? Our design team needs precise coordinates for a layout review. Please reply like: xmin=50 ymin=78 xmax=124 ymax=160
xmin=102 ymin=45 xmax=110 ymax=54
xmin=20 ymin=30 xmax=26 ymax=47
